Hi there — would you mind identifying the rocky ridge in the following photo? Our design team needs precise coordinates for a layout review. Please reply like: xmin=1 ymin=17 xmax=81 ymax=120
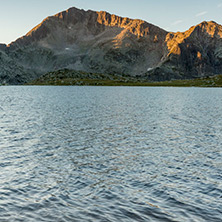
xmin=146 ymin=21 xmax=222 ymax=81
xmin=0 ymin=7 xmax=222 ymax=84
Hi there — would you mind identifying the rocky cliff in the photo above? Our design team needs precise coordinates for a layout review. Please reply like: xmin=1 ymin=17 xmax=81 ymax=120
xmin=0 ymin=7 xmax=222 ymax=84
xmin=146 ymin=21 xmax=222 ymax=81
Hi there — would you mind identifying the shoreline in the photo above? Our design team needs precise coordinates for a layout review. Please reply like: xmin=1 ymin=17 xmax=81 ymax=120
xmin=27 ymin=77 xmax=222 ymax=88
xmin=25 ymin=69 xmax=222 ymax=87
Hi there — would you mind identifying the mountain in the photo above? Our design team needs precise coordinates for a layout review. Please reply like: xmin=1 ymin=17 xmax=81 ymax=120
xmin=0 ymin=7 xmax=222 ymax=84
xmin=146 ymin=21 xmax=222 ymax=81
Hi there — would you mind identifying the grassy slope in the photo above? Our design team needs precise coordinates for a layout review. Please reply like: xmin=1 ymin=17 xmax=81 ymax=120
xmin=28 ymin=69 xmax=222 ymax=87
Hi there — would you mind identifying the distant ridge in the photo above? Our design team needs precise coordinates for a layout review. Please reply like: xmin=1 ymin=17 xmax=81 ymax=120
xmin=0 ymin=7 xmax=222 ymax=84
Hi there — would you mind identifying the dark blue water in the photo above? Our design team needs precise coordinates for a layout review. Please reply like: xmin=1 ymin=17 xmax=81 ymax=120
xmin=0 ymin=86 xmax=222 ymax=221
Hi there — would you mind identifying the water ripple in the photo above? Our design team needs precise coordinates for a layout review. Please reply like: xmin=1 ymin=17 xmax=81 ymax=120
xmin=0 ymin=86 xmax=222 ymax=221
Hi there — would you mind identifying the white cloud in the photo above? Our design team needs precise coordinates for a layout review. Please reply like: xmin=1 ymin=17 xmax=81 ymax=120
xmin=218 ymin=3 xmax=222 ymax=8
xmin=171 ymin=20 xmax=183 ymax=26
xmin=195 ymin=11 xmax=208 ymax=17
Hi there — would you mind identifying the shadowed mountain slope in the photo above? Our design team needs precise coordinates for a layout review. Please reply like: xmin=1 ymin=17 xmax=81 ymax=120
xmin=146 ymin=21 xmax=222 ymax=81
xmin=0 ymin=7 xmax=222 ymax=84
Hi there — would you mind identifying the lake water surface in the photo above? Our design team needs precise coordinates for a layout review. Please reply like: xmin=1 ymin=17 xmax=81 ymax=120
xmin=0 ymin=86 xmax=222 ymax=221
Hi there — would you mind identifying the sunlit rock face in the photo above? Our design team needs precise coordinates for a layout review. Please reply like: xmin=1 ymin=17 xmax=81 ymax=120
xmin=1 ymin=7 xmax=167 ymax=84
xmin=146 ymin=21 xmax=222 ymax=81
xmin=0 ymin=7 xmax=222 ymax=84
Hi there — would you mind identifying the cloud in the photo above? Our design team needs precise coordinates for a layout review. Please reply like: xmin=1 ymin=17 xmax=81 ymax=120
xmin=195 ymin=11 xmax=208 ymax=17
xmin=171 ymin=20 xmax=183 ymax=26
xmin=218 ymin=3 xmax=222 ymax=8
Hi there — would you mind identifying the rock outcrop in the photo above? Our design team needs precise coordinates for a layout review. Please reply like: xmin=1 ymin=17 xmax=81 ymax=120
xmin=0 ymin=7 xmax=222 ymax=84
xmin=146 ymin=21 xmax=222 ymax=81
xmin=0 ymin=44 xmax=6 ymax=51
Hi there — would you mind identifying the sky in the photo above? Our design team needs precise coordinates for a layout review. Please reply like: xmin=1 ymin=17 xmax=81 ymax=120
xmin=1 ymin=0 xmax=222 ymax=44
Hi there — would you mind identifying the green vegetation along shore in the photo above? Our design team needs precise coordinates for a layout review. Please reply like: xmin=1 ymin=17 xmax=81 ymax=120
xmin=28 ymin=69 xmax=222 ymax=87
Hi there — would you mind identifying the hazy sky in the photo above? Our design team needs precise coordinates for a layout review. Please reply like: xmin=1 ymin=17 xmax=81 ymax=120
xmin=1 ymin=0 xmax=222 ymax=44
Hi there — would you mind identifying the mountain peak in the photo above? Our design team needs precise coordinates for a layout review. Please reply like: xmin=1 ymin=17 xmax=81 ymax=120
xmin=2 ymin=6 xmax=222 ymax=85
xmin=198 ymin=20 xmax=218 ymax=26
xmin=191 ymin=20 xmax=222 ymax=38
xmin=8 ymin=6 xmax=168 ymax=50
